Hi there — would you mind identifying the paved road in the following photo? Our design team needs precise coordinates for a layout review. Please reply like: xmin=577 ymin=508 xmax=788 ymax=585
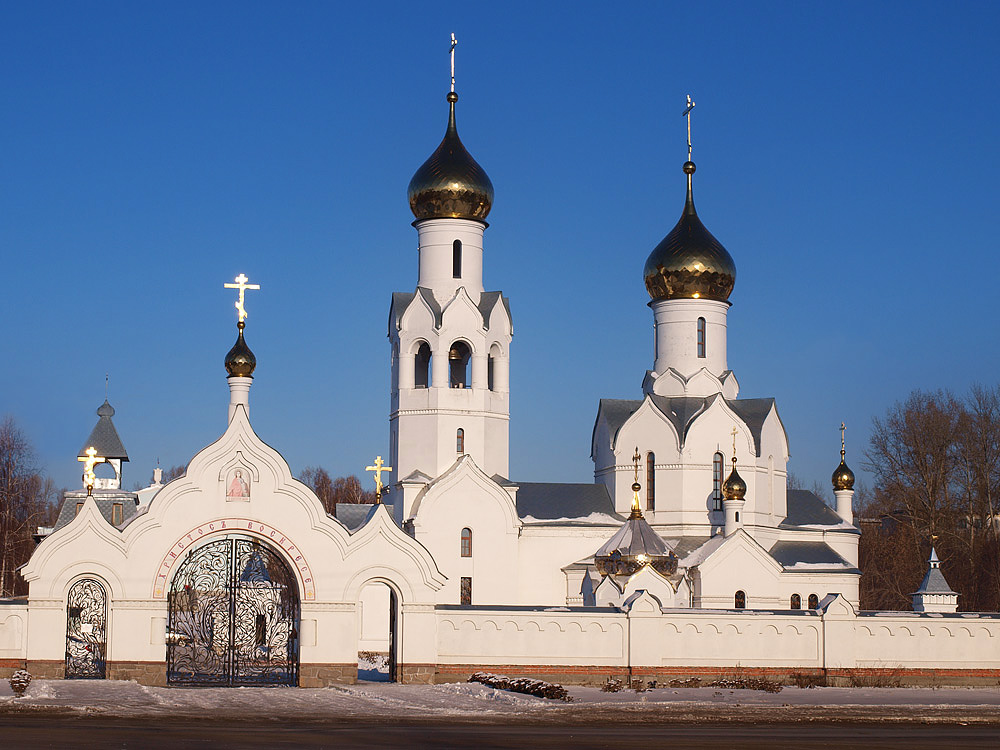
xmin=1 ymin=717 xmax=999 ymax=749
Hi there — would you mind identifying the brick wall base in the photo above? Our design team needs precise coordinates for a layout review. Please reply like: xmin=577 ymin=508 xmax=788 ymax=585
xmin=25 ymin=660 xmax=63 ymax=679
xmin=108 ymin=661 xmax=167 ymax=686
xmin=432 ymin=664 xmax=1000 ymax=688
xmin=299 ymin=663 xmax=357 ymax=687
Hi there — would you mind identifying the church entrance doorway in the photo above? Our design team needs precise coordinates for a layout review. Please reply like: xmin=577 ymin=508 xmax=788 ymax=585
xmin=65 ymin=578 xmax=108 ymax=679
xmin=166 ymin=536 xmax=300 ymax=686
xmin=357 ymin=581 xmax=397 ymax=682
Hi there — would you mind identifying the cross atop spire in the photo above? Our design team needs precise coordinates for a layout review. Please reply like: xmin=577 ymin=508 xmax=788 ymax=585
xmin=731 ymin=426 xmax=738 ymax=467
xmin=366 ymin=455 xmax=393 ymax=503
xmin=682 ymin=94 xmax=696 ymax=162
xmin=450 ymin=33 xmax=458 ymax=93
xmin=224 ymin=273 xmax=260 ymax=324
xmin=78 ymin=446 xmax=106 ymax=496
xmin=840 ymin=422 xmax=847 ymax=459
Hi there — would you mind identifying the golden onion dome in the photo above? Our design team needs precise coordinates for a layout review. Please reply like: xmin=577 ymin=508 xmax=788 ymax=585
xmin=643 ymin=161 xmax=736 ymax=302
xmin=723 ymin=461 xmax=747 ymax=502
xmin=408 ymin=92 xmax=493 ymax=222
xmin=832 ymin=455 xmax=856 ymax=491
xmin=225 ymin=322 xmax=256 ymax=378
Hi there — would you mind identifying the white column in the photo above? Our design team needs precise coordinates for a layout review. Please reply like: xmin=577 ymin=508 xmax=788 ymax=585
xmin=651 ymin=298 xmax=729 ymax=379
xmin=398 ymin=352 xmax=415 ymax=390
xmin=834 ymin=489 xmax=854 ymax=525
xmin=471 ymin=354 xmax=488 ymax=389
xmin=431 ymin=348 xmax=448 ymax=389
xmin=228 ymin=376 xmax=252 ymax=423
xmin=415 ymin=218 xmax=486 ymax=298
xmin=492 ymin=355 xmax=509 ymax=393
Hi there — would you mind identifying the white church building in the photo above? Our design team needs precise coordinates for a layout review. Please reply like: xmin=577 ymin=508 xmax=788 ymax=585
xmin=2 ymin=75 xmax=998 ymax=688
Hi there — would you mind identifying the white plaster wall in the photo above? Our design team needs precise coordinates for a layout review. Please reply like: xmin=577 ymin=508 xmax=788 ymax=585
xmin=854 ymin=615 xmax=1000 ymax=669
xmin=0 ymin=604 xmax=28 ymax=659
xmin=415 ymin=218 xmax=486 ymax=298
xmin=516 ymin=526 xmax=621 ymax=605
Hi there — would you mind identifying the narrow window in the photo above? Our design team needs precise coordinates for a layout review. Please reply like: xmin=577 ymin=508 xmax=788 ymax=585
xmin=461 ymin=527 xmax=472 ymax=557
xmin=76 ymin=502 xmax=84 ymax=516
xmin=712 ymin=452 xmax=724 ymax=511
xmin=808 ymin=593 xmax=819 ymax=609
xmin=456 ymin=428 xmax=465 ymax=454
xmin=414 ymin=342 xmax=431 ymax=388
xmin=735 ymin=511 xmax=740 ymax=522
xmin=646 ymin=452 xmax=655 ymax=510
xmin=487 ymin=356 xmax=495 ymax=391
xmin=111 ymin=503 xmax=123 ymax=525
xmin=790 ymin=594 xmax=801 ymax=610
xmin=460 ymin=576 xmax=472 ymax=605
xmin=453 ymin=239 xmax=462 ymax=278
xmin=697 ymin=317 xmax=706 ymax=358
xmin=735 ymin=590 xmax=746 ymax=609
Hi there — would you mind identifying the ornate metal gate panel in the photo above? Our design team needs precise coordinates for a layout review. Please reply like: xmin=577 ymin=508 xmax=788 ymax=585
xmin=65 ymin=578 xmax=108 ymax=679
xmin=167 ymin=537 xmax=300 ymax=686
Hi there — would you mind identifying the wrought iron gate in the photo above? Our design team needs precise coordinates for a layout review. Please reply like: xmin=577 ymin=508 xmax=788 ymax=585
xmin=65 ymin=578 xmax=108 ymax=679
xmin=167 ymin=537 xmax=300 ymax=686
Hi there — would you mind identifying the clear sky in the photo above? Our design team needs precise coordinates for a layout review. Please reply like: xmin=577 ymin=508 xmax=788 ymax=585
xmin=2 ymin=2 xmax=998 ymax=496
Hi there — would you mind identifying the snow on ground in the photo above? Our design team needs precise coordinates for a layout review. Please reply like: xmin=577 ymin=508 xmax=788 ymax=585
xmin=2 ymin=680 xmax=1000 ymax=720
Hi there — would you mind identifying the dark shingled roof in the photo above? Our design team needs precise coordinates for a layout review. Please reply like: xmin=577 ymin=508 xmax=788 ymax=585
xmin=52 ymin=490 xmax=139 ymax=532
xmin=781 ymin=490 xmax=848 ymax=528
xmin=514 ymin=482 xmax=620 ymax=522
xmin=768 ymin=540 xmax=857 ymax=570
xmin=335 ymin=503 xmax=396 ymax=532
xmin=390 ymin=288 xmax=511 ymax=332
xmin=78 ymin=400 xmax=128 ymax=460
xmin=595 ymin=395 xmax=783 ymax=457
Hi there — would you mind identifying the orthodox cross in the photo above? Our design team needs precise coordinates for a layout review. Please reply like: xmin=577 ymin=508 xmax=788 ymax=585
xmin=224 ymin=273 xmax=260 ymax=324
xmin=682 ymin=94 xmax=696 ymax=162
xmin=366 ymin=455 xmax=393 ymax=503
xmin=840 ymin=422 xmax=847 ymax=459
xmin=731 ymin=426 xmax=738 ymax=467
xmin=632 ymin=446 xmax=641 ymax=483
xmin=78 ymin=446 xmax=106 ymax=495
xmin=450 ymin=33 xmax=458 ymax=93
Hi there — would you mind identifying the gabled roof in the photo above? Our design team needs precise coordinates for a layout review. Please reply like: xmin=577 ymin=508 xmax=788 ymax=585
xmin=514 ymin=482 xmax=620 ymax=522
xmin=335 ymin=503 xmax=397 ymax=532
xmin=78 ymin=400 xmax=128 ymax=460
xmin=594 ymin=394 xmax=783 ymax=457
xmin=52 ymin=490 xmax=138 ymax=532
xmin=780 ymin=490 xmax=849 ymax=528
xmin=768 ymin=540 xmax=859 ymax=572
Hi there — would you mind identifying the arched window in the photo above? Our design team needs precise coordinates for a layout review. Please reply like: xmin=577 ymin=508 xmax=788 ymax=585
xmin=646 ymin=452 xmax=655 ymax=510
xmin=697 ymin=317 xmax=706 ymax=358
xmin=449 ymin=341 xmax=471 ymax=388
xmin=456 ymin=428 xmax=465 ymax=454
xmin=735 ymin=590 xmax=746 ymax=609
xmin=790 ymin=594 xmax=801 ymax=610
xmin=808 ymin=593 xmax=819 ymax=609
xmin=414 ymin=342 xmax=431 ymax=388
xmin=461 ymin=527 xmax=472 ymax=557
xmin=453 ymin=239 xmax=462 ymax=279
xmin=712 ymin=452 xmax=724 ymax=511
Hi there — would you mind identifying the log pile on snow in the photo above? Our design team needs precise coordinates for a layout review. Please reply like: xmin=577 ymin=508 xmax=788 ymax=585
xmin=468 ymin=672 xmax=572 ymax=701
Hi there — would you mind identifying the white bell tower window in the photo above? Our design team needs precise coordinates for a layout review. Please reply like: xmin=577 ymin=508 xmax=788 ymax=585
xmin=453 ymin=240 xmax=462 ymax=279
xmin=449 ymin=341 xmax=471 ymax=388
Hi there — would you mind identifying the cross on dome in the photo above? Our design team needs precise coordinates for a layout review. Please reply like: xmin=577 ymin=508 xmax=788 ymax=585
xmin=224 ymin=273 xmax=261 ymax=324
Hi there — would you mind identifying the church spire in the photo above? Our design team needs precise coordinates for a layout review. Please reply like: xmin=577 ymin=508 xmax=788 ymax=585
xmin=224 ymin=273 xmax=259 ymax=422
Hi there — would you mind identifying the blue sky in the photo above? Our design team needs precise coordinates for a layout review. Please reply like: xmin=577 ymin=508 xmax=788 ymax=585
xmin=2 ymin=2 xmax=998 ymax=495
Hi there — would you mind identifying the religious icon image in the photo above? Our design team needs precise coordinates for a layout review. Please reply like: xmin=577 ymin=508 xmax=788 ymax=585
xmin=226 ymin=468 xmax=250 ymax=499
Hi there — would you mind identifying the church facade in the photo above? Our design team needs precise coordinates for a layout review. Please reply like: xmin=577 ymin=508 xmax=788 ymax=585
xmin=2 ymin=80 xmax=999 ymax=687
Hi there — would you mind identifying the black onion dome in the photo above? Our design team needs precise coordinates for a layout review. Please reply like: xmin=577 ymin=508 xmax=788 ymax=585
xmin=644 ymin=161 xmax=736 ymax=302
xmin=225 ymin=322 xmax=256 ymax=378
xmin=408 ymin=92 xmax=493 ymax=221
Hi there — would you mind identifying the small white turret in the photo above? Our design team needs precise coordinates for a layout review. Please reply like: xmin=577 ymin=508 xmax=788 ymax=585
xmin=912 ymin=547 xmax=959 ymax=613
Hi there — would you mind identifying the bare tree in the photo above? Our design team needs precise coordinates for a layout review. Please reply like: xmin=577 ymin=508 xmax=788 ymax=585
xmin=0 ymin=417 xmax=58 ymax=596
xmin=299 ymin=467 xmax=375 ymax=515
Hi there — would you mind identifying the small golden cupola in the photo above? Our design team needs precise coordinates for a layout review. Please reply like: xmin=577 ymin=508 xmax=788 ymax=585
xmin=408 ymin=36 xmax=493 ymax=222
xmin=643 ymin=97 xmax=736 ymax=302
xmin=225 ymin=322 xmax=256 ymax=378
xmin=594 ymin=448 xmax=678 ymax=578
xmin=723 ymin=455 xmax=747 ymax=501
xmin=832 ymin=422 xmax=855 ymax=491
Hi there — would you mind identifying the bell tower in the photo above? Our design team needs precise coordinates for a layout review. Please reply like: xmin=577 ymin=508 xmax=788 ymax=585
xmin=387 ymin=40 xmax=512 ymax=516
